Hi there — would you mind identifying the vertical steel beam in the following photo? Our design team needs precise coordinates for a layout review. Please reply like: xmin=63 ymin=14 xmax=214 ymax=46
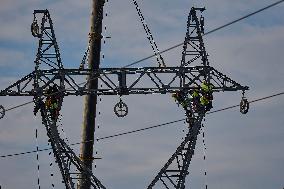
xmin=78 ymin=0 xmax=104 ymax=188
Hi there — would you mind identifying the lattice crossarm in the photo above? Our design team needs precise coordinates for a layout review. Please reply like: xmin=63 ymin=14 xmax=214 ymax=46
xmin=0 ymin=72 xmax=36 ymax=96
xmin=209 ymin=67 xmax=249 ymax=92
xmin=0 ymin=66 xmax=249 ymax=97
xmin=0 ymin=72 xmax=61 ymax=96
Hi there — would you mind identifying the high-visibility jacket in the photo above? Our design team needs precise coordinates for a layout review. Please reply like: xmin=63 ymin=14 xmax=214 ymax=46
xmin=201 ymin=82 xmax=213 ymax=93
xmin=45 ymin=98 xmax=52 ymax=108
xmin=46 ymin=96 xmax=59 ymax=110
xmin=201 ymin=82 xmax=209 ymax=93
xmin=50 ymin=102 xmax=58 ymax=110
xmin=200 ymin=96 xmax=209 ymax=106
xmin=192 ymin=90 xmax=199 ymax=98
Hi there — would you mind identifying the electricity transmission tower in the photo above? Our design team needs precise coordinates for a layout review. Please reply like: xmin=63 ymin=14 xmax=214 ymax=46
xmin=0 ymin=3 xmax=249 ymax=189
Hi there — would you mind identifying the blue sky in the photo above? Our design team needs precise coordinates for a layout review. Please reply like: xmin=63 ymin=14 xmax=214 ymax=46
xmin=0 ymin=0 xmax=284 ymax=189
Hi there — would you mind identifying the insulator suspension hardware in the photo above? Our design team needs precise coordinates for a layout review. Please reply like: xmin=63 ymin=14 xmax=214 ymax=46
xmin=240 ymin=97 xmax=249 ymax=114
xmin=0 ymin=105 xmax=5 ymax=119
xmin=31 ymin=19 xmax=40 ymax=38
xmin=114 ymin=98 xmax=128 ymax=117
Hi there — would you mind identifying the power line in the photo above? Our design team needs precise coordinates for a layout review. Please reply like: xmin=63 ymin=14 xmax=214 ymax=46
xmin=1 ymin=91 xmax=283 ymax=159
xmin=3 ymin=0 xmax=283 ymax=114
xmin=97 ymin=91 xmax=284 ymax=140
xmin=0 ymin=140 xmax=93 ymax=158
xmin=207 ymin=92 xmax=284 ymax=114
xmin=124 ymin=0 xmax=284 ymax=68
xmin=97 ymin=119 xmax=185 ymax=141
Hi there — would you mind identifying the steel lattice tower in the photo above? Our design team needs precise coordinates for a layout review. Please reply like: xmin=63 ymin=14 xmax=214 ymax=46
xmin=0 ymin=5 xmax=248 ymax=189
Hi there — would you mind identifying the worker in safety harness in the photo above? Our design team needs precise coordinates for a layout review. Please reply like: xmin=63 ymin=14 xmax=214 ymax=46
xmin=45 ymin=86 xmax=53 ymax=108
xmin=172 ymin=90 xmax=192 ymax=116
xmin=200 ymin=81 xmax=213 ymax=112
xmin=45 ymin=85 xmax=60 ymax=121
xmin=190 ymin=87 xmax=201 ymax=112
xmin=172 ymin=91 xmax=183 ymax=105
xmin=34 ymin=98 xmax=47 ymax=124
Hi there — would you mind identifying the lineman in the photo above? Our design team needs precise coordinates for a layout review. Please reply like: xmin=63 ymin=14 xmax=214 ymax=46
xmin=172 ymin=91 xmax=191 ymax=111
xmin=200 ymin=81 xmax=213 ymax=112
xmin=51 ymin=85 xmax=60 ymax=121
xmin=172 ymin=91 xmax=183 ymax=105
xmin=45 ymin=85 xmax=60 ymax=121
xmin=45 ymin=86 xmax=53 ymax=109
xmin=34 ymin=98 xmax=47 ymax=124
xmin=191 ymin=88 xmax=201 ymax=112
xmin=172 ymin=91 xmax=194 ymax=118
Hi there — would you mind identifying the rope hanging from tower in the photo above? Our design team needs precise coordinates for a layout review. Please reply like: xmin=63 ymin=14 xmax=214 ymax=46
xmin=201 ymin=124 xmax=208 ymax=189
xmin=34 ymin=127 xmax=41 ymax=189
xmin=47 ymin=142 xmax=55 ymax=188
xmin=131 ymin=0 xmax=166 ymax=67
